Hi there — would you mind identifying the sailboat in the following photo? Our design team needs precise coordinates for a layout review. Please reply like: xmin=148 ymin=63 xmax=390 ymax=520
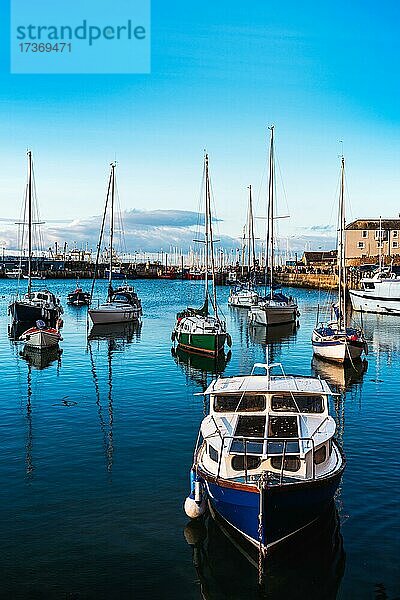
xmin=172 ymin=154 xmax=231 ymax=356
xmin=228 ymin=185 xmax=260 ymax=308
xmin=249 ymin=127 xmax=298 ymax=326
xmin=9 ymin=151 xmax=63 ymax=327
xmin=88 ymin=162 xmax=142 ymax=325
xmin=312 ymin=156 xmax=367 ymax=363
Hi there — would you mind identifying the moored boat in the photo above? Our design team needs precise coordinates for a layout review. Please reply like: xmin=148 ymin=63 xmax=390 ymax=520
xmin=8 ymin=151 xmax=63 ymax=328
xmin=312 ymin=156 xmax=367 ymax=363
xmin=184 ymin=361 xmax=345 ymax=553
xmin=67 ymin=286 xmax=91 ymax=306
xmin=88 ymin=162 xmax=142 ymax=325
xmin=172 ymin=154 xmax=231 ymax=357
xmin=349 ymin=265 xmax=400 ymax=315
xmin=248 ymin=127 xmax=298 ymax=327
xmin=19 ymin=319 xmax=62 ymax=349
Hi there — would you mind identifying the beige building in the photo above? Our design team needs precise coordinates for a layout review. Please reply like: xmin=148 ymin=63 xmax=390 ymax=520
xmin=345 ymin=218 xmax=400 ymax=264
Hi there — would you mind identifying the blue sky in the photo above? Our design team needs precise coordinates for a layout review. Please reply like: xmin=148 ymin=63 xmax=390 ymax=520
xmin=0 ymin=0 xmax=399 ymax=253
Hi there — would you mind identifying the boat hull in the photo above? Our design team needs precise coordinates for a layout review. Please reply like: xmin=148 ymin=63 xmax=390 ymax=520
xmin=21 ymin=329 xmax=61 ymax=349
xmin=203 ymin=467 xmax=343 ymax=550
xmin=249 ymin=304 xmax=298 ymax=326
xmin=349 ymin=289 xmax=400 ymax=315
xmin=176 ymin=331 xmax=226 ymax=356
xmin=9 ymin=301 xmax=60 ymax=327
xmin=89 ymin=306 xmax=141 ymax=324
xmin=228 ymin=293 xmax=259 ymax=308
xmin=312 ymin=339 xmax=364 ymax=363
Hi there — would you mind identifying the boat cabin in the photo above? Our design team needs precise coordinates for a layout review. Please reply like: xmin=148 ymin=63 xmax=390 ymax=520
xmin=24 ymin=290 xmax=59 ymax=307
xmin=199 ymin=373 xmax=337 ymax=483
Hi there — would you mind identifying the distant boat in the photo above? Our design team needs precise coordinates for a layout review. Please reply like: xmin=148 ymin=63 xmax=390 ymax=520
xmin=19 ymin=319 xmax=62 ymax=349
xmin=8 ymin=151 xmax=63 ymax=327
xmin=349 ymin=220 xmax=400 ymax=314
xmin=88 ymin=162 xmax=142 ymax=325
xmin=228 ymin=185 xmax=260 ymax=308
xmin=249 ymin=127 xmax=298 ymax=326
xmin=349 ymin=266 xmax=400 ymax=314
xmin=67 ymin=286 xmax=91 ymax=306
xmin=22 ymin=274 xmax=46 ymax=280
xmin=5 ymin=267 xmax=23 ymax=279
xmin=172 ymin=154 xmax=231 ymax=356
xmin=312 ymin=156 xmax=367 ymax=363
xmin=104 ymin=266 xmax=126 ymax=280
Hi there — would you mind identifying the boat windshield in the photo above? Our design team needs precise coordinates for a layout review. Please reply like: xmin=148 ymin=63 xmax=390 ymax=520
xmin=271 ymin=394 xmax=324 ymax=413
xmin=214 ymin=394 xmax=266 ymax=412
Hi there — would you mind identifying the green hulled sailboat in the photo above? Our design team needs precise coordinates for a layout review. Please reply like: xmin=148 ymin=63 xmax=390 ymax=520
xmin=171 ymin=154 xmax=231 ymax=356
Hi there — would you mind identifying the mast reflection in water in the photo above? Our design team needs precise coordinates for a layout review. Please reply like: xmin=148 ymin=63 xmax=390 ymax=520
xmin=87 ymin=321 xmax=141 ymax=473
xmin=185 ymin=502 xmax=345 ymax=600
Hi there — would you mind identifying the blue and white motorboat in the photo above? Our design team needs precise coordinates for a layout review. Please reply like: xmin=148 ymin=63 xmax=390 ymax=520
xmin=184 ymin=362 xmax=345 ymax=553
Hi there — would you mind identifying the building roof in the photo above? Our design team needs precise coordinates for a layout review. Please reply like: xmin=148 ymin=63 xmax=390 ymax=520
xmin=301 ymin=250 xmax=337 ymax=262
xmin=346 ymin=219 xmax=400 ymax=230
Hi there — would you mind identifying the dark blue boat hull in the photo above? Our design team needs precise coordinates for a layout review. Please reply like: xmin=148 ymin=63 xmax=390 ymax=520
xmin=205 ymin=470 xmax=343 ymax=549
xmin=10 ymin=301 xmax=59 ymax=327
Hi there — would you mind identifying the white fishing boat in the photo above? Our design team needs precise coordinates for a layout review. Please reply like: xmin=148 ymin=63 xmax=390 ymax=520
xmin=349 ymin=267 xmax=400 ymax=314
xmin=19 ymin=319 xmax=62 ymax=349
xmin=249 ymin=127 xmax=298 ymax=326
xmin=89 ymin=163 xmax=142 ymax=325
xmin=184 ymin=361 xmax=345 ymax=553
xmin=172 ymin=154 xmax=231 ymax=357
xmin=228 ymin=186 xmax=260 ymax=308
xmin=5 ymin=267 xmax=23 ymax=279
xmin=312 ymin=156 xmax=367 ymax=363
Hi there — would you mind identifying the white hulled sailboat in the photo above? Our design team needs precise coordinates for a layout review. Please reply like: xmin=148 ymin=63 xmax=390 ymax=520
xmin=89 ymin=162 xmax=142 ymax=325
xmin=228 ymin=185 xmax=260 ymax=308
xmin=312 ymin=156 xmax=367 ymax=363
xmin=249 ymin=126 xmax=298 ymax=326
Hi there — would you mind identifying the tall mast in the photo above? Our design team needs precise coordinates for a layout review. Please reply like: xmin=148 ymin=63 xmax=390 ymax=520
xmin=379 ymin=215 xmax=383 ymax=270
xmin=248 ymin=184 xmax=255 ymax=280
xmin=268 ymin=126 xmax=275 ymax=299
xmin=108 ymin=162 xmax=116 ymax=299
xmin=205 ymin=154 xmax=219 ymax=320
xmin=338 ymin=156 xmax=346 ymax=330
xmin=27 ymin=150 xmax=32 ymax=297
xmin=204 ymin=154 xmax=210 ymax=305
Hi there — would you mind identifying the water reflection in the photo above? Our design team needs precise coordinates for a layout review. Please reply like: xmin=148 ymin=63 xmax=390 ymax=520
xmin=249 ymin=322 xmax=298 ymax=364
xmin=311 ymin=357 xmax=368 ymax=393
xmin=88 ymin=321 xmax=142 ymax=343
xmin=185 ymin=502 xmax=345 ymax=600
xmin=20 ymin=345 xmax=62 ymax=370
xmin=171 ymin=346 xmax=231 ymax=391
xmin=87 ymin=322 xmax=141 ymax=473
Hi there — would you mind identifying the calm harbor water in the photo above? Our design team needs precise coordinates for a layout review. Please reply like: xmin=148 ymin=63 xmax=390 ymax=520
xmin=0 ymin=279 xmax=399 ymax=599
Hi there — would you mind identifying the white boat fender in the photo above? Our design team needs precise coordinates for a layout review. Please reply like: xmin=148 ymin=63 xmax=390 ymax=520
xmin=184 ymin=469 xmax=206 ymax=519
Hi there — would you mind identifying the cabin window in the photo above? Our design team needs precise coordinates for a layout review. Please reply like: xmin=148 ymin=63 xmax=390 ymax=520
xmin=231 ymin=416 xmax=266 ymax=454
xmin=357 ymin=241 xmax=365 ymax=249
xmin=231 ymin=455 xmax=261 ymax=471
xmin=270 ymin=456 xmax=301 ymax=472
xmin=362 ymin=230 xmax=368 ymax=238
xmin=208 ymin=445 xmax=219 ymax=463
xmin=214 ymin=394 xmax=266 ymax=413
xmin=271 ymin=394 xmax=324 ymax=414
xmin=268 ymin=416 xmax=298 ymax=438
xmin=364 ymin=282 xmax=375 ymax=290
xmin=314 ymin=445 xmax=327 ymax=465
xmin=235 ymin=416 xmax=266 ymax=438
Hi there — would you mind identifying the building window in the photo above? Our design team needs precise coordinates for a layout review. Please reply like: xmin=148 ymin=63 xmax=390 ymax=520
xmin=362 ymin=230 xmax=368 ymax=238
xmin=393 ymin=241 xmax=398 ymax=249
xmin=357 ymin=241 xmax=365 ymax=249
xmin=393 ymin=231 xmax=398 ymax=238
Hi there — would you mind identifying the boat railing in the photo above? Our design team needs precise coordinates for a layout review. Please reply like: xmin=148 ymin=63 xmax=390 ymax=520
xmin=213 ymin=435 xmax=316 ymax=485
